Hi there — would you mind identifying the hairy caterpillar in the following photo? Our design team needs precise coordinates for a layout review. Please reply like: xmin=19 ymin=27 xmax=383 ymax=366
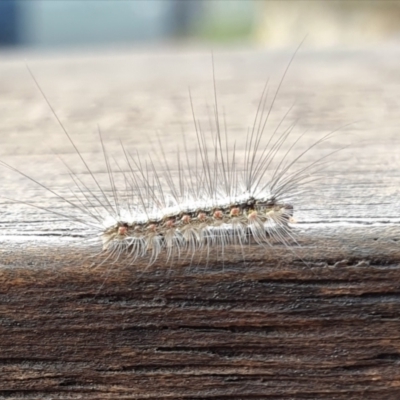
xmin=0 ymin=47 xmax=341 ymax=266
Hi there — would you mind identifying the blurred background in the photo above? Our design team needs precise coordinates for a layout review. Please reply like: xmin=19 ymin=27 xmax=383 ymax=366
xmin=1 ymin=0 xmax=400 ymax=49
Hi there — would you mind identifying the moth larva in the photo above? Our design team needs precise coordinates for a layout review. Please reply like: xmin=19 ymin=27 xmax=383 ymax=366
xmin=1 ymin=48 xmax=340 ymax=266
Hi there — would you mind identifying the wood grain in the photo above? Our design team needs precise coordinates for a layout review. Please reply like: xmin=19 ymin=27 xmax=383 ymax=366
xmin=0 ymin=46 xmax=399 ymax=398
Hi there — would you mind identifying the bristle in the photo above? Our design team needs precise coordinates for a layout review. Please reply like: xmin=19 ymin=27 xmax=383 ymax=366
xmin=1 ymin=47 xmax=343 ymax=266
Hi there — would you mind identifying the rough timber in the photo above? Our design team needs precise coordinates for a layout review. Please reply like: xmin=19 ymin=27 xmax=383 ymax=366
xmin=0 ymin=47 xmax=399 ymax=398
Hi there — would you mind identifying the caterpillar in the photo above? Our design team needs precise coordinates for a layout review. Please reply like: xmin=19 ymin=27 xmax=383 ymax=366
xmin=0 ymin=47 xmax=340 ymax=266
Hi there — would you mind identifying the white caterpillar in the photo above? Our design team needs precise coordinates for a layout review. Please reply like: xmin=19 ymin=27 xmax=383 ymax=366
xmin=1 ymin=49 xmax=337 ymax=265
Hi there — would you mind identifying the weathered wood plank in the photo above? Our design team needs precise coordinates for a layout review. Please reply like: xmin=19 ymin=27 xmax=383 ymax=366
xmin=0 ymin=47 xmax=399 ymax=398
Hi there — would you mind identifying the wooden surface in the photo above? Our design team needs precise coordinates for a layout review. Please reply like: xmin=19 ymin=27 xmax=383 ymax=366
xmin=0 ymin=46 xmax=399 ymax=398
